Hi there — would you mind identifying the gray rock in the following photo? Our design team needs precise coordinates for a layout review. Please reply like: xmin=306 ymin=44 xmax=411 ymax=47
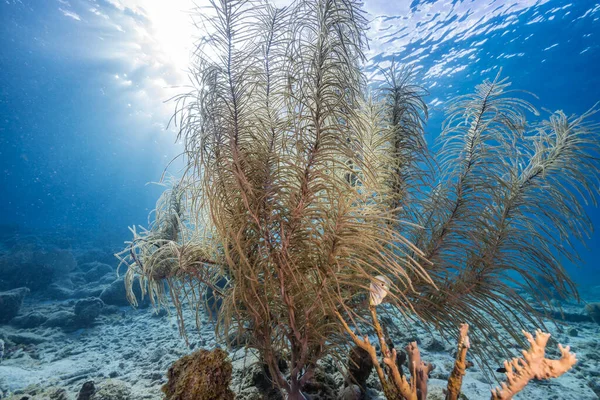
xmin=46 ymin=283 xmax=75 ymax=300
xmin=303 ymin=368 xmax=337 ymax=399
xmin=339 ymin=385 xmax=362 ymax=400
xmin=0 ymin=247 xmax=76 ymax=291
xmin=43 ymin=310 xmax=76 ymax=328
xmin=547 ymin=310 xmax=592 ymax=323
xmin=77 ymin=380 xmax=96 ymax=400
xmin=54 ymin=277 xmax=75 ymax=290
xmin=83 ymin=262 xmax=114 ymax=282
xmin=44 ymin=249 xmax=77 ymax=275
xmin=90 ymin=379 xmax=131 ymax=400
xmin=101 ymin=305 xmax=120 ymax=315
xmin=239 ymin=362 xmax=281 ymax=395
xmin=148 ymin=347 xmax=167 ymax=363
xmin=11 ymin=311 xmax=49 ymax=328
xmin=73 ymin=286 xmax=105 ymax=299
xmin=568 ymin=327 xmax=579 ymax=337
xmin=142 ymin=371 xmax=163 ymax=381
xmin=586 ymin=303 xmax=600 ymax=323
xmin=424 ymin=337 xmax=447 ymax=352
xmin=48 ymin=387 xmax=69 ymax=400
xmin=589 ymin=378 xmax=600 ymax=397
xmin=235 ymin=387 xmax=262 ymax=400
xmin=0 ymin=287 xmax=30 ymax=322
xmin=77 ymin=249 xmax=117 ymax=267
xmin=74 ymin=297 xmax=105 ymax=325
xmin=7 ymin=331 xmax=47 ymax=345
xmin=67 ymin=272 xmax=88 ymax=287
xmin=99 ymin=277 xmax=149 ymax=308
xmin=151 ymin=308 xmax=169 ymax=318
xmin=10 ymin=386 xmax=68 ymax=400
xmin=99 ymin=273 xmax=116 ymax=285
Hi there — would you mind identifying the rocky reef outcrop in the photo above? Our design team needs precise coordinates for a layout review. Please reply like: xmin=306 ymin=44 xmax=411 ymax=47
xmin=0 ymin=287 xmax=29 ymax=322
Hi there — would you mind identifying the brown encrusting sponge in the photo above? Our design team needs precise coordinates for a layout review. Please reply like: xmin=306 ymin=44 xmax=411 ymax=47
xmin=162 ymin=348 xmax=234 ymax=400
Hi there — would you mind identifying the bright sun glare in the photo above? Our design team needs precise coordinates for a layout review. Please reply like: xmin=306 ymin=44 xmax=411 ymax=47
xmin=139 ymin=0 xmax=198 ymax=74
xmin=140 ymin=0 xmax=294 ymax=73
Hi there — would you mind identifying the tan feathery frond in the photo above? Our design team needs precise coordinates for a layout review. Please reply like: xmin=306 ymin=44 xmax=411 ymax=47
xmin=117 ymin=1 xmax=600 ymax=397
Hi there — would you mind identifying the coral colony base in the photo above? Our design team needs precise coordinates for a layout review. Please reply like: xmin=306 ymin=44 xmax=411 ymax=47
xmin=1 ymin=0 xmax=600 ymax=399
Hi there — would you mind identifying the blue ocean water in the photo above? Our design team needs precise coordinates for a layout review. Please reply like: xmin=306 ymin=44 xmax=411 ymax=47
xmin=2 ymin=0 xmax=598 ymax=283
xmin=0 ymin=1 xmax=600 ymax=398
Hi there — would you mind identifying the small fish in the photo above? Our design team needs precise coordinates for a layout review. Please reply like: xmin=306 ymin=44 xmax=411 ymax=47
xmin=370 ymin=275 xmax=391 ymax=306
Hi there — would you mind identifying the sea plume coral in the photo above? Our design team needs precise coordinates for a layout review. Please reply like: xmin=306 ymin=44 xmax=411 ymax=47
xmin=116 ymin=0 xmax=599 ymax=398
xmin=119 ymin=1 xmax=433 ymax=397
xmin=116 ymin=179 xmax=225 ymax=336
xmin=405 ymin=73 xmax=600 ymax=359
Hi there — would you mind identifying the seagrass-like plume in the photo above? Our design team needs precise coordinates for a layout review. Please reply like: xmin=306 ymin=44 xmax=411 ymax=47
xmin=117 ymin=1 xmax=434 ymax=398
xmin=409 ymin=73 xmax=600 ymax=357
xmin=116 ymin=178 xmax=226 ymax=335
xmin=377 ymin=62 xmax=431 ymax=224
xmin=117 ymin=0 xmax=600 ymax=397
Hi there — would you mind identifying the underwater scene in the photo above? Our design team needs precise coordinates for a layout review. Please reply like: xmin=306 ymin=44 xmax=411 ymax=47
xmin=1 ymin=0 xmax=600 ymax=399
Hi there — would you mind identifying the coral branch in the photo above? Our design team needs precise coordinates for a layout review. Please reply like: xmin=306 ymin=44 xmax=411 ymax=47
xmin=340 ymin=311 xmax=577 ymax=400
xmin=405 ymin=341 xmax=434 ymax=400
xmin=383 ymin=348 xmax=417 ymax=400
xmin=372 ymin=305 xmax=419 ymax=400
xmin=446 ymin=323 xmax=470 ymax=400
xmin=336 ymin=310 xmax=417 ymax=400
xmin=335 ymin=312 xmax=392 ymax=395
xmin=490 ymin=330 xmax=577 ymax=400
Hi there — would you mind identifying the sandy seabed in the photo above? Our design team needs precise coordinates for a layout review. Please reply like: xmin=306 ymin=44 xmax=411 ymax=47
xmin=0 ymin=250 xmax=599 ymax=399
